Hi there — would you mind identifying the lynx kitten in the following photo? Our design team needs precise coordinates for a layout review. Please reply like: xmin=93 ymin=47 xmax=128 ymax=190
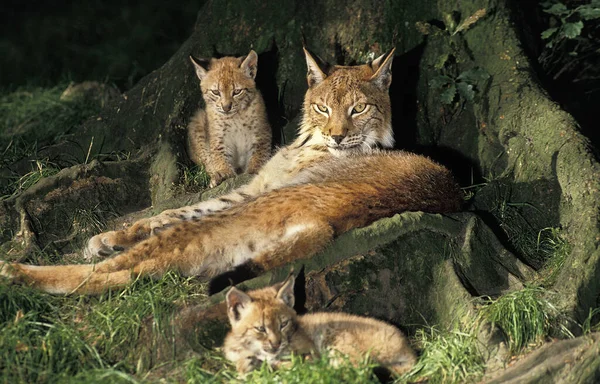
xmin=188 ymin=50 xmax=271 ymax=187
xmin=223 ymin=275 xmax=417 ymax=375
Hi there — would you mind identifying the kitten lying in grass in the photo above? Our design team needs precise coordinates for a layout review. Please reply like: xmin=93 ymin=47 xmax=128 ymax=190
xmin=223 ymin=274 xmax=417 ymax=376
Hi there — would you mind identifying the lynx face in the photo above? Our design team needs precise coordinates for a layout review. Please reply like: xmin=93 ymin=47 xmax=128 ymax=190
xmin=301 ymin=48 xmax=395 ymax=151
xmin=225 ymin=279 xmax=297 ymax=363
xmin=190 ymin=51 xmax=259 ymax=115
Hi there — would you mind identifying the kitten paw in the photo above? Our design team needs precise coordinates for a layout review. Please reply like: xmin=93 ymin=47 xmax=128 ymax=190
xmin=209 ymin=171 xmax=235 ymax=188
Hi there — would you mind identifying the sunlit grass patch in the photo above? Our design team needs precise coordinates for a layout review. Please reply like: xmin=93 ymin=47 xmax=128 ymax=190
xmin=183 ymin=349 xmax=389 ymax=384
xmin=79 ymin=272 xmax=208 ymax=368
xmin=479 ymin=286 xmax=555 ymax=354
xmin=536 ymin=227 xmax=571 ymax=286
xmin=180 ymin=163 xmax=210 ymax=192
xmin=0 ymin=308 xmax=104 ymax=383
xmin=0 ymin=271 xmax=210 ymax=383
xmin=406 ymin=326 xmax=485 ymax=384
xmin=1 ymin=158 xmax=60 ymax=199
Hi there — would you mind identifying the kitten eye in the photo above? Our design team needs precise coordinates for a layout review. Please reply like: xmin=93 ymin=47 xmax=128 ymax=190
xmin=280 ymin=320 xmax=289 ymax=329
xmin=233 ymin=89 xmax=243 ymax=95
xmin=211 ymin=89 xmax=220 ymax=96
xmin=352 ymin=103 xmax=367 ymax=114
xmin=255 ymin=326 xmax=266 ymax=333
xmin=314 ymin=104 xmax=329 ymax=114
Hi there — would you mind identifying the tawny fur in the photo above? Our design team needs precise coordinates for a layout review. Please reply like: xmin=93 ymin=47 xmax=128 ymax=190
xmin=188 ymin=50 xmax=272 ymax=187
xmin=0 ymin=48 xmax=462 ymax=294
xmin=223 ymin=275 xmax=417 ymax=375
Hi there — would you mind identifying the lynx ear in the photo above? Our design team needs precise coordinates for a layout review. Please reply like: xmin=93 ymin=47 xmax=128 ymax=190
xmin=226 ymin=287 xmax=252 ymax=324
xmin=370 ymin=48 xmax=396 ymax=91
xmin=189 ymin=55 xmax=210 ymax=81
xmin=240 ymin=50 xmax=258 ymax=79
xmin=303 ymin=47 xmax=327 ymax=88
xmin=276 ymin=274 xmax=296 ymax=308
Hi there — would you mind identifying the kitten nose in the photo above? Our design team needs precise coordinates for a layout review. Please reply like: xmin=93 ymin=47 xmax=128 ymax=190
xmin=269 ymin=341 xmax=280 ymax=351
xmin=222 ymin=102 xmax=232 ymax=112
xmin=331 ymin=135 xmax=344 ymax=144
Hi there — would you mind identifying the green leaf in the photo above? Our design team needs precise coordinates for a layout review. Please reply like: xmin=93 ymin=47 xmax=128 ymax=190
xmin=434 ymin=54 xmax=450 ymax=70
xmin=544 ymin=3 xmax=569 ymax=16
xmin=429 ymin=75 xmax=453 ymax=89
xmin=440 ymin=84 xmax=457 ymax=104
xmin=457 ymin=68 xmax=490 ymax=83
xmin=578 ymin=6 xmax=600 ymax=20
xmin=457 ymin=82 xmax=475 ymax=102
xmin=563 ymin=21 xmax=584 ymax=39
xmin=541 ymin=27 xmax=558 ymax=40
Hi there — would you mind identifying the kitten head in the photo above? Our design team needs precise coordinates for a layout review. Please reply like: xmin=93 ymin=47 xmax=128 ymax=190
xmin=300 ymin=48 xmax=395 ymax=151
xmin=189 ymin=50 xmax=259 ymax=116
xmin=225 ymin=275 xmax=297 ymax=362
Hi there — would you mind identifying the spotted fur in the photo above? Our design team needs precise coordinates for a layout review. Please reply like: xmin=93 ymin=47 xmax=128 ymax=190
xmin=188 ymin=50 xmax=272 ymax=187
xmin=0 ymin=48 xmax=462 ymax=294
xmin=223 ymin=275 xmax=417 ymax=376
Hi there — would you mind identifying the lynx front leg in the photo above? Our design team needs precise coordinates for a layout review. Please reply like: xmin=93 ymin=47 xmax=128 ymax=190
xmin=246 ymin=141 xmax=271 ymax=174
xmin=205 ymin=132 xmax=236 ymax=188
xmin=85 ymin=176 xmax=268 ymax=259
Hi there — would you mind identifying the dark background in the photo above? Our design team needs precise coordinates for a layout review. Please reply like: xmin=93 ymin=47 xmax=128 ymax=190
xmin=0 ymin=0 xmax=598 ymax=146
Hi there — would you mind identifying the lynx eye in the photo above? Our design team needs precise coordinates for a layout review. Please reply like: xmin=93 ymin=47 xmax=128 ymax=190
xmin=210 ymin=89 xmax=220 ymax=96
xmin=352 ymin=103 xmax=367 ymax=114
xmin=280 ymin=320 xmax=289 ymax=329
xmin=314 ymin=104 xmax=329 ymax=114
xmin=255 ymin=326 xmax=266 ymax=333
xmin=233 ymin=88 xmax=243 ymax=95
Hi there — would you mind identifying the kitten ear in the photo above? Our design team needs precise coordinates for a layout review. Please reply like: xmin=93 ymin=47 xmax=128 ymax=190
xmin=226 ymin=287 xmax=252 ymax=324
xmin=189 ymin=55 xmax=210 ymax=81
xmin=276 ymin=274 xmax=295 ymax=308
xmin=303 ymin=47 xmax=327 ymax=88
xmin=370 ymin=48 xmax=396 ymax=91
xmin=240 ymin=50 xmax=258 ymax=79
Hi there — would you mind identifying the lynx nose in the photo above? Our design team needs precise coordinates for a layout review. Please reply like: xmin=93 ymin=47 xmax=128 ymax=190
xmin=331 ymin=135 xmax=345 ymax=144
xmin=268 ymin=341 xmax=280 ymax=352
xmin=222 ymin=102 xmax=232 ymax=112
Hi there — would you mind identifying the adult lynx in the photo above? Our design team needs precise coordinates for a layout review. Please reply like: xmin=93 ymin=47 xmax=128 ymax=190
xmin=224 ymin=274 xmax=417 ymax=375
xmin=188 ymin=50 xmax=271 ymax=187
xmin=0 ymin=48 xmax=462 ymax=294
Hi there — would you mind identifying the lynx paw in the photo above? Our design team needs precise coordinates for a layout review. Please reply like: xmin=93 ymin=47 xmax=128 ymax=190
xmin=0 ymin=261 xmax=13 ymax=279
xmin=85 ymin=231 xmax=126 ymax=260
xmin=209 ymin=170 xmax=235 ymax=188
xmin=147 ymin=211 xmax=182 ymax=234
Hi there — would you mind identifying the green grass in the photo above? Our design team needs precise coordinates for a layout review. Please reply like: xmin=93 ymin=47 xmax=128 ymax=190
xmin=180 ymin=163 xmax=211 ymax=192
xmin=0 ymin=83 xmax=103 ymax=198
xmin=406 ymin=326 xmax=485 ymax=384
xmin=0 ymin=83 xmax=101 ymax=149
xmin=479 ymin=286 xmax=555 ymax=354
xmin=184 ymin=353 xmax=382 ymax=384
xmin=536 ymin=227 xmax=571 ymax=286
xmin=0 ymin=271 xmax=209 ymax=383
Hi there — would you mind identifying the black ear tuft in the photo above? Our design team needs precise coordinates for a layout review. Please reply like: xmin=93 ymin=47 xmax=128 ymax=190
xmin=370 ymin=48 xmax=396 ymax=91
xmin=240 ymin=50 xmax=258 ymax=79
xmin=303 ymin=47 xmax=328 ymax=88
xmin=189 ymin=54 xmax=210 ymax=81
